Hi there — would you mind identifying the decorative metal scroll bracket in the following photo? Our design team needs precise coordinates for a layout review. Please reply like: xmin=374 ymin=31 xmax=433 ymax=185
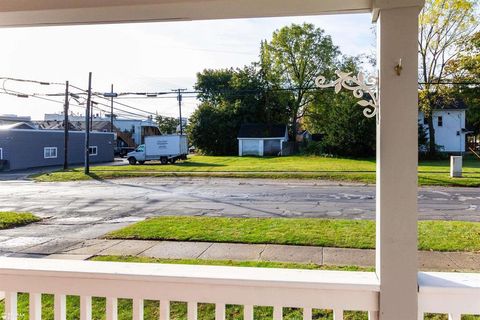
xmin=315 ymin=70 xmax=379 ymax=119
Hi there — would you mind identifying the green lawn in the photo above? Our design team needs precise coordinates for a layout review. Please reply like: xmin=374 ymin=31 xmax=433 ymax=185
xmin=105 ymin=216 xmax=480 ymax=252
xmin=0 ymin=212 xmax=40 ymax=229
xmin=32 ymin=155 xmax=480 ymax=187
xmin=0 ymin=256 xmax=475 ymax=320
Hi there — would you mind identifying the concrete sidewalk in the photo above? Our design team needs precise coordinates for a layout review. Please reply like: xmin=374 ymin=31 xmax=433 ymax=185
xmin=3 ymin=238 xmax=479 ymax=271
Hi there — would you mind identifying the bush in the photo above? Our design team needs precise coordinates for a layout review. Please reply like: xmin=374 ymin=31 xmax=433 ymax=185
xmin=300 ymin=141 xmax=324 ymax=155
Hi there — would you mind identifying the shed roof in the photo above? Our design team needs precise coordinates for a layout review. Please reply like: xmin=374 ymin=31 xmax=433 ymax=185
xmin=238 ymin=124 xmax=287 ymax=139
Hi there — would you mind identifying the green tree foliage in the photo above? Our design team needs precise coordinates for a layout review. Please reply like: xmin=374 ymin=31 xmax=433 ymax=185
xmin=155 ymin=115 xmax=179 ymax=134
xmin=446 ymin=31 xmax=480 ymax=135
xmin=304 ymin=57 xmax=376 ymax=157
xmin=188 ymin=66 xmax=291 ymax=155
xmin=419 ymin=121 xmax=430 ymax=157
xmin=260 ymin=23 xmax=339 ymax=138
xmin=419 ymin=0 xmax=478 ymax=156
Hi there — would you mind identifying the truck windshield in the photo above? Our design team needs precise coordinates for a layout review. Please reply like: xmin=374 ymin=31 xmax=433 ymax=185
xmin=136 ymin=145 xmax=145 ymax=152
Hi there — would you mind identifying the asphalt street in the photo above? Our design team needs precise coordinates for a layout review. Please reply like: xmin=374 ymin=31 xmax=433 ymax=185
xmin=0 ymin=177 xmax=479 ymax=254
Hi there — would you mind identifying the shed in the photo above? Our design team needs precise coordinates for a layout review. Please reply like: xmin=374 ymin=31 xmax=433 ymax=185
xmin=237 ymin=124 xmax=288 ymax=157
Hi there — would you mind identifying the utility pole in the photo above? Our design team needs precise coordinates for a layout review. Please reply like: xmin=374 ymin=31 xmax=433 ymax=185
xmin=110 ymin=84 xmax=114 ymax=132
xmin=63 ymin=81 xmax=69 ymax=170
xmin=173 ymin=88 xmax=187 ymax=135
xmin=85 ymin=72 xmax=92 ymax=174
xmin=90 ymin=101 xmax=94 ymax=131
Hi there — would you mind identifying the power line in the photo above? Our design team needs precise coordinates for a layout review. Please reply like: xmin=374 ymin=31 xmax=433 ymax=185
xmin=93 ymin=92 xmax=157 ymax=116
xmin=68 ymin=83 xmax=157 ymax=117
xmin=0 ymin=76 xmax=64 ymax=86
xmin=0 ymin=89 xmax=84 ymax=109
xmin=418 ymin=82 xmax=480 ymax=85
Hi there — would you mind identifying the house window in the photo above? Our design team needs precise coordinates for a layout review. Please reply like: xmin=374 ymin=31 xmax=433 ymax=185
xmin=89 ymin=146 xmax=98 ymax=156
xmin=437 ymin=116 xmax=443 ymax=127
xmin=44 ymin=147 xmax=57 ymax=159
xmin=423 ymin=117 xmax=428 ymax=125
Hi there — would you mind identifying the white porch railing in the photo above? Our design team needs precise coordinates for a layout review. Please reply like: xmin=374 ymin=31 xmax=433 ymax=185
xmin=2 ymin=258 xmax=480 ymax=320
xmin=418 ymin=272 xmax=480 ymax=320
xmin=0 ymin=258 xmax=380 ymax=320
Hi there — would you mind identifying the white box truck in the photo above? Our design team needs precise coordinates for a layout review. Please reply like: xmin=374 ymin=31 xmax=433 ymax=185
xmin=127 ymin=135 xmax=188 ymax=165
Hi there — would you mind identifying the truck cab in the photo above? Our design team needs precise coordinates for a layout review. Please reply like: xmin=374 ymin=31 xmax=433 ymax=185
xmin=127 ymin=145 xmax=146 ymax=165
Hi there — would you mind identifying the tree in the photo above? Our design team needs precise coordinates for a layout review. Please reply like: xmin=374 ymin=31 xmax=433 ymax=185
xmin=304 ymin=57 xmax=376 ymax=157
xmin=419 ymin=0 xmax=478 ymax=156
xmin=156 ymin=115 xmax=179 ymax=134
xmin=447 ymin=31 xmax=480 ymax=136
xmin=188 ymin=65 xmax=291 ymax=155
xmin=187 ymin=102 xmax=237 ymax=155
xmin=260 ymin=23 xmax=339 ymax=140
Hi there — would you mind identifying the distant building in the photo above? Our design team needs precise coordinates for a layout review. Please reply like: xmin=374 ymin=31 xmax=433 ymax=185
xmin=0 ymin=114 xmax=32 ymax=126
xmin=43 ymin=113 xmax=160 ymax=145
xmin=418 ymin=98 xmax=467 ymax=153
xmin=237 ymin=124 xmax=288 ymax=157
xmin=0 ymin=125 xmax=114 ymax=171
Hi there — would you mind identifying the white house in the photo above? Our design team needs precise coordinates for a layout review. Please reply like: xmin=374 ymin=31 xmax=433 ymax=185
xmin=237 ymin=124 xmax=288 ymax=157
xmin=418 ymin=103 xmax=467 ymax=153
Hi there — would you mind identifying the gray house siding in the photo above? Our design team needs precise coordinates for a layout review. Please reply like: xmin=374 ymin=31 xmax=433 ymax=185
xmin=0 ymin=129 xmax=114 ymax=171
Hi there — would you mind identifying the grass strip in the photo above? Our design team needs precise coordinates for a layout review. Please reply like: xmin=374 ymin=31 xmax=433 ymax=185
xmin=105 ymin=216 xmax=480 ymax=252
xmin=91 ymin=255 xmax=373 ymax=271
xmin=0 ymin=212 xmax=40 ymax=229
xmin=31 ymin=155 xmax=480 ymax=187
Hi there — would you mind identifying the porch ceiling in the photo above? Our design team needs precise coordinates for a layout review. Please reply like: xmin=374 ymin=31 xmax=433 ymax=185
xmin=0 ymin=0 xmax=423 ymax=27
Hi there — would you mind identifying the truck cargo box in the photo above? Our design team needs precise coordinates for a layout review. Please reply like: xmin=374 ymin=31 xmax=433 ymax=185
xmin=144 ymin=135 xmax=188 ymax=157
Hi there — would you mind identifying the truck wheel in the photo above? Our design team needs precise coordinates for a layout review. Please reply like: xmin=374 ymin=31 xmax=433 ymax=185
xmin=128 ymin=157 xmax=137 ymax=165
xmin=138 ymin=161 xmax=145 ymax=165
xmin=170 ymin=158 xmax=177 ymax=164
xmin=160 ymin=157 xmax=168 ymax=165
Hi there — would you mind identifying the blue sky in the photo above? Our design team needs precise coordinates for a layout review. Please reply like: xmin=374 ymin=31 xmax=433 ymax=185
xmin=0 ymin=13 xmax=375 ymax=120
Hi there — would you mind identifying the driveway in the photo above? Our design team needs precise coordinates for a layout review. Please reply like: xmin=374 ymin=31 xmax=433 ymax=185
xmin=0 ymin=177 xmax=479 ymax=255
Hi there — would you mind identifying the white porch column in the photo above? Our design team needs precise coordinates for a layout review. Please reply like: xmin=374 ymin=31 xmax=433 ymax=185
xmin=374 ymin=2 xmax=423 ymax=319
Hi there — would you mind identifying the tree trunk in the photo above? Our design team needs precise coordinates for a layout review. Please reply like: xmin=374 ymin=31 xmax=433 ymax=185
xmin=291 ymin=113 xmax=298 ymax=152
xmin=427 ymin=110 xmax=436 ymax=156
xmin=426 ymin=93 xmax=436 ymax=157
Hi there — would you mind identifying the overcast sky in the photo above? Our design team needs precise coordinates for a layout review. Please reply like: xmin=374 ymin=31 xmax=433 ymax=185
xmin=0 ymin=13 xmax=375 ymax=121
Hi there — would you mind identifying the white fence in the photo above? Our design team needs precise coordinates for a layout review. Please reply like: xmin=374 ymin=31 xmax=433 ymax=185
xmin=0 ymin=258 xmax=379 ymax=320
